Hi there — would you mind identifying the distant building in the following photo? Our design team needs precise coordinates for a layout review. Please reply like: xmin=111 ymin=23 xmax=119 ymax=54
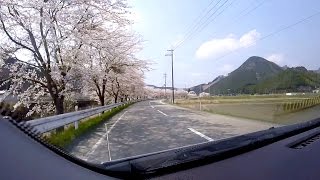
xmin=188 ymin=91 xmax=197 ymax=98
xmin=313 ymin=89 xmax=320 ymax=93
xmin=297 ymin=86 xmax=312 ymax=92
xmin=199 ymin=92 xmax=210 ymax=97
xmin=285 ymin=93 xmax=296 ymax=96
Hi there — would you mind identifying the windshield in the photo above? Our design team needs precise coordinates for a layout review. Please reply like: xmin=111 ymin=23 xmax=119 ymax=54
xmin=1 ymin=0 xmax=320 ymax=166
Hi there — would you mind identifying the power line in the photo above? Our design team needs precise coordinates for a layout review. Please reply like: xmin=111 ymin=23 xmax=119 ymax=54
xmin=174 ymin=0 xmax=223 ymax=46
xmin=233 ymin=0 xmax=267 ymax=23
xmin=213 ymin=11 xmax=320 ymax=61
xmin=195 ymin=0 xmax=236 ymax=37
xmin=235 ymin=0 xmax=259 ymax=18
xmin=181 ymin=0 xmax=217 ymax=37
xmin=174 ymin=0 xmax=232 ymax=50
xmin=173 ymin=0 xmax=229 ymax=50
xmin=174 ymin=0 xmax=268 ymax=50
xmin=209 ymin=0 xmax=267 ymax=39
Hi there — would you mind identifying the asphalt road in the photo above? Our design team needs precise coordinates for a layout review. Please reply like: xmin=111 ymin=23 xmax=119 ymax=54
xmin=68 ymin=100 xmax=277 ymax=163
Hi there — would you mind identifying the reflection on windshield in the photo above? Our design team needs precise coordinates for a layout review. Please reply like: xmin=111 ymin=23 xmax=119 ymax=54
xmin=0 ymin=0 xmax=320 ymax=163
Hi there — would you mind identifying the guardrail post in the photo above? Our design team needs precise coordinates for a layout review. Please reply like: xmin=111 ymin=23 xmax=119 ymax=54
xmin=27 ymin=101 xmax=133 ymax=133
xmin=74 ymin=105 xmax=79 ymax=130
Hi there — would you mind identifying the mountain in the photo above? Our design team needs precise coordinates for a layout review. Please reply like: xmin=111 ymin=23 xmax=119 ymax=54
xmin=282 ymin=65 xmax=289 ymax=70
xmin=189 ymin=75 xmax=225 ymax=95
xmin=251 ymin=68 xmax=320 ymax=93
xmin=293 ymin=66 xmax=308 ymax=72
xmin=207 ymin=56 xmax=283 ymax=94
xmin=189 ymin=83 xmax=205 ymax=95
xmin=146 ymin=84 xmax=177 ymax=90
xmin=203 ymin=75 xmax=225 ymax=91
xmin=313 ymin=68 xmax=320 ymax=74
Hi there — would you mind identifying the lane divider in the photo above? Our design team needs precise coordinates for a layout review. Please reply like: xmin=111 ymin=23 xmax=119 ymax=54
xmin=188 ymin=128 xmax=214 ymax=141
xmin=157 ymin=110 xmax=168 ymax=116
xmin=84 ymin=111 xmax=128 ymax=160
xmin=107 ymin=111 xmax=127 ymax=134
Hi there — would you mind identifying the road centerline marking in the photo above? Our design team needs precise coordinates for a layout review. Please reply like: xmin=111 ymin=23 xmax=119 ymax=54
xmin=188 ymin=128 xmax=214 ymax=141
xmin=157 ymin=110 xmax=168 ymax=116
xmin=84 ymin=111 xmax=128 ymax=160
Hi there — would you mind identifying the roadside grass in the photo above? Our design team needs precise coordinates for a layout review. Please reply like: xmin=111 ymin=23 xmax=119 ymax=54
xmin=47 ymin=103 xmax=132 ymax=148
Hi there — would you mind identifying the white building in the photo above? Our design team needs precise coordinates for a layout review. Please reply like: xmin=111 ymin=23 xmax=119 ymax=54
xmin=187 ymin=91 xmax=197 ymax=98
xmin=313 ymin=89 xmax=320 ymax=93
xmin=199 ymin=92 xmax=210 ymax=97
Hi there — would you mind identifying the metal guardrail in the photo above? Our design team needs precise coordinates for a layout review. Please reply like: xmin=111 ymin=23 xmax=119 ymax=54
xmin=26 ymin=102 xmax=130 ymax=133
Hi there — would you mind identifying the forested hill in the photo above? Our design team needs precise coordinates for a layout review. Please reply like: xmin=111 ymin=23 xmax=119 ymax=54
xmin=248 ymin=67 xmax=320 ymax=93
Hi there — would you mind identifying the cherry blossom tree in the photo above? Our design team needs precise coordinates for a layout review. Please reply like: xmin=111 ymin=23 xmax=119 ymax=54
xmin=76 ymin=21 xmax=148 ymax=105
xmin=176 ymin=89 xmax=188 ymax=99
xmin=144 ymin=86 xmax=164 ymax=99
xmin=106 ymin=67 xmax=146 ymax=103
xmin=0 ymin=0 xmax=130 ymax=115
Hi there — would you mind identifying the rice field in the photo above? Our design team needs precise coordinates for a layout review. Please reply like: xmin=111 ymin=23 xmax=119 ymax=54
xmin=175 ymin=94 xmax=320 ymax=125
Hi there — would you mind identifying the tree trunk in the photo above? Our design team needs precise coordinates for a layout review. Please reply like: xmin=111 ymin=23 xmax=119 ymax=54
xmin=53 ymin=96 xmax=64 ymax=132
xmin=54 ymin=96 xmax=64 ymax=115
xmin=99 ymin=95 xmax=105 ymax=106
xmin=114 ymin=95 xmax=118 ymax=103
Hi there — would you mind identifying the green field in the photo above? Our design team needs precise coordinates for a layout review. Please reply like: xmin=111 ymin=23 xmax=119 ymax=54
xmin=176 ymin=94 xmax=320 ymax=124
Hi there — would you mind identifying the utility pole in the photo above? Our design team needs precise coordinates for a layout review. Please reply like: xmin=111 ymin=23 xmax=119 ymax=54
xmin=165 ymin=49 xmax=175 ymax=104
xmin=164 ymin=73 xmax=167 ymax=98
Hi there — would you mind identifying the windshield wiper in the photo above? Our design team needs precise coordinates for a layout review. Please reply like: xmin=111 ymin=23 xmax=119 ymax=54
xmin=102 ymin=117 xmax=320 ymax=179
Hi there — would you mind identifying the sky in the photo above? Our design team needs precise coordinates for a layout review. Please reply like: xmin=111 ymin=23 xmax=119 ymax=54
xmin=128 ymin=0 xmax=320 ymax=88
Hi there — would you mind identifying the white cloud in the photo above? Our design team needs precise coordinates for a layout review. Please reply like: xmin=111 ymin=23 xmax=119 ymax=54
xmin=195 ymin=29 xmax=261 ymax=60
xmin=266 ymin=53 xmax=284 ymax=65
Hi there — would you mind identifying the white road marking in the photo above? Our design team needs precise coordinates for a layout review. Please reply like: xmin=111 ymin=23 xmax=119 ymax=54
xmin=105 ymin=124 xmax=112 ymax=161
xmin=149 ymin=101 xmax=154 ymax=108
xmin=84 ymin=111 xmax=128 ymax=160
xmin=159 ymin=100 xmax=166 ymax=104
xmin=188 ymin=128 xmax=214 ymax=141
xmin=83 ymin=132 xmax=107 ymax=160
xmin=157 ymin=110 xmax=168 ymax=116
xmin=107 ymin=111 xmax=127 ymax=134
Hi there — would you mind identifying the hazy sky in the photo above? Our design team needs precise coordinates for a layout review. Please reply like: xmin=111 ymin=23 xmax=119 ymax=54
xmin=128 ymin=0 xmax=320 ymax=88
